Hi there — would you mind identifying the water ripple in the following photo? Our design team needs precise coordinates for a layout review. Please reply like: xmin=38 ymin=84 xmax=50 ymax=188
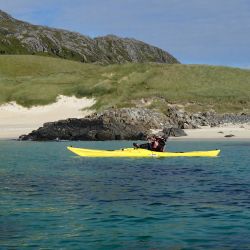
xmin=1 ymin=140 xmax=250 ymax=249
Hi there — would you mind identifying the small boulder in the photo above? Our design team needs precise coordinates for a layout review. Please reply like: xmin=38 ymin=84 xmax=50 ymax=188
xmin=224 ymin=134 xmax=235 ymax=138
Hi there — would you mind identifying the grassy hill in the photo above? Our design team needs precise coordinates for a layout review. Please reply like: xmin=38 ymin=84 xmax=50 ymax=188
xmin=0 ymin=55 xmax=249 ymax=113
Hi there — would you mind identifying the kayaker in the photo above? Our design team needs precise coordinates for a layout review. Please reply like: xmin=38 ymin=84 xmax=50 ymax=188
xmin=133 ymin=135 xmax=166 ymax=152
xmin=133 ymin=128 xmax=173 ymax=152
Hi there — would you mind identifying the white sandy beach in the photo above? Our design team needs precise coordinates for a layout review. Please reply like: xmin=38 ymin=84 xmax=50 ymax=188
xmin=181 ymin=125 xmax=250 ymax=140
xmin=0 ymin=95 xmax=95 ymax=139
xmin=0 ymin=96 xmax=250 ymax=140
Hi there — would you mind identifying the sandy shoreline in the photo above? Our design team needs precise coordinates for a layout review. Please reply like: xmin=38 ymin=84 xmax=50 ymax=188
xmin=0 ymin=96 xmax=250 ymax=141
xmin=0 ymin=95 xmax=95 ymax=140
xmin=1 ymin=128 xmax=250 ymax=141
xmin=179 ymin=125 xmax=250 ymax=140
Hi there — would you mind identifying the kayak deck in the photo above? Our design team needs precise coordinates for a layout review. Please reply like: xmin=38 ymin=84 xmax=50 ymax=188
xmin=67 ymin=146 xmax=220 ymax=158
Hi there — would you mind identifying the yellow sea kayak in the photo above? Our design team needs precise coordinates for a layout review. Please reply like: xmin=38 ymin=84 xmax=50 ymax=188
xmin=67 ymin=146 xmax=220 ymax=158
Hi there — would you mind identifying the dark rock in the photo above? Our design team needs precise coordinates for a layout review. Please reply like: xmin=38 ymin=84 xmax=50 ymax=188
xmin=224 ymin=134 xmax=235 ymax=138
xmin=165 ymin=107 xmax=220 ymax=128
xmin=216 ymin=113 xmax=250 ymax=125
xmin=162 ymin=128 xmax=187 ymax=137
xmin=19 ymin=107 xmax=248 ymax=141
xmin=19 ymin=108 xmax=186 ymax=141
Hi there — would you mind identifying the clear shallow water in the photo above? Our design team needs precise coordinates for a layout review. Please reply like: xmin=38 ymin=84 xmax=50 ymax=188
xmin=0 ymin=140 xmax=250 ymax=249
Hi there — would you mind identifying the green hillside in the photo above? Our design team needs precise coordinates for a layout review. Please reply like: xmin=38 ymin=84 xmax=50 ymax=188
xmin=0 ymin=55 xmax=249 ymax=113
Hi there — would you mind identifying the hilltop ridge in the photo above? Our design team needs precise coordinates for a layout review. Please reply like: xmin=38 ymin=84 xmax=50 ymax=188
xmin=0 ymin=9 xmax=179 ymax=64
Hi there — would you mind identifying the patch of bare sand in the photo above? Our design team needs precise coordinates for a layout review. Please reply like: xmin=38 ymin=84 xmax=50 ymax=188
xmin=178 ymin=124 xmax=250 ymax=140
xmin=0 ymin=95 xmax=95 ymax=139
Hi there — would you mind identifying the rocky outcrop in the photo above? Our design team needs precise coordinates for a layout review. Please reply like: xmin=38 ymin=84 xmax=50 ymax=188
xmin=19 ymin=106 xmax=249 ymax=141
xmin=217 ymin=113 xmax=250 ymax=125
xmin=19 ymin=108 xmax=168 ymax=141
xmin=19 ymin=107 xmax=221 ymax=141
xmin=165 ymin=107 xmax=219 ymax=129
xmin=19 ymin=117 xmax=132 ymax=141
xmin=0 ymin=10 xmax=180 ymax=64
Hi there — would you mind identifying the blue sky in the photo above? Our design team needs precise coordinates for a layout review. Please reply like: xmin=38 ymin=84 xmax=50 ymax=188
xmin=0 ymin=0 xmax=250 ymax=67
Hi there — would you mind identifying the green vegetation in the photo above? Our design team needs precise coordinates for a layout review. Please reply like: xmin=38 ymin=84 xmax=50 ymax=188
xmin=0 ymin=55 xmax=249 ymax=113
xmin=0 ymin=35 xmax=29 ymax=55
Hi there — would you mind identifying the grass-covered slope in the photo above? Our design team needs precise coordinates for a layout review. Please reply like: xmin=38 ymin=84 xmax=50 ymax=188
xmin=0 ymin=55 xmax=249 ymax=113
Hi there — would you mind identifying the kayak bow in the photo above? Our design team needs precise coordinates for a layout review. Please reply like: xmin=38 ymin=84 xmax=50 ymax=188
xmin=67 ymin=146 xmax=220 ymax=158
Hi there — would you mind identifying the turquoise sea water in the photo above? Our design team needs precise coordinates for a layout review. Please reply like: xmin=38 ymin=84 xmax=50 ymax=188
xmin=0 ymin=140 xmax=250 ymax=249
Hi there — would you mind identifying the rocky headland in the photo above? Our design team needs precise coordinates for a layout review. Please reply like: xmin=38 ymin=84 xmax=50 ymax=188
xmin=18 ymin=107 xmax=247 ymax=141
